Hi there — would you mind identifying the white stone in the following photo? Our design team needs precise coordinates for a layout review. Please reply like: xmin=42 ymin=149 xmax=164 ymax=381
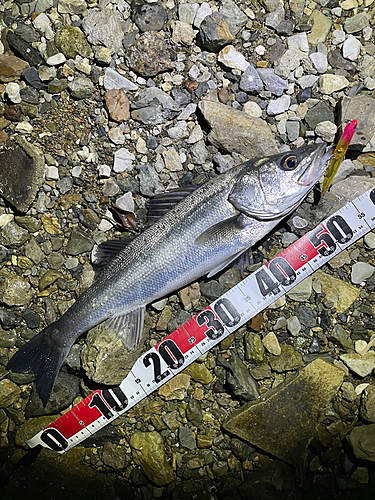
xmin=115 ymin=192 xmax=134 ymax=213
xmin=46 ymin=53 xmax=66 ymax=66
xmin=255 ymin=45 xmax=266 ymax=56
xmin=309 ymin=52 xmax=328 ymax=73
xmin=177 ymin=103 xmax=197 ymax=120
xmin=98 ymin=165 xmax=111 ymax=178
xmin=343 ymin=34 xmax=362 ymax=61
xmin=193 ymin=2 xmax=212 ymax=27
xmin=113 ymin=148 xmax=135 ymax=173
xmin=297 ymin=75 xmax=319 ymax=89
xmin=315 ymin=121 xmax=338 ymax=143
xmin=331 ymin=29 xmax=346 ymax=44
xmin=319 ymin=74 xmax=349 ymax=94
xmin=243 ymin=101 xmax=263 ymax=118
xmin=364 ymin=77 xmax=375 ymax=90
xmin=0 ymin=214 xmax=14 ymax=228
xmin=188 ymin=64 xmax=200 ymax=80
xmin=15 ymin=122 xmax=33 ymax=133
xmin=363 ymin=26 xmax=373 ymax=41
xmin=262 ymin=332 xmax=281 ymax=355
xmin=278 ymin=48 xmax=306 ymax=73
xmin=45 ymin=165 xmax=59 ymax=180
xmin=267 ymin=95 xmax=291 ymax=116
xmin=5 ymin=82 xmax=21 ymax=103
xmin=32 ymin=12 xmax=51 ymax=32
xmin=108 ymin=127 xmax=125 ymax=145
xmin=364 ymin=232 xmax=375 ymax=249
xmin=341 ymin=0 xmax=358 ymax=9
xmin=98 ymin=210 xmax=114 ymax=232
xmin=71 ymin=166 xmax=82 ymax=178
xmin=287 ymin=32 xmax=309 ymax=52
xmin=218 ymin=45 xmax=249 ymax=72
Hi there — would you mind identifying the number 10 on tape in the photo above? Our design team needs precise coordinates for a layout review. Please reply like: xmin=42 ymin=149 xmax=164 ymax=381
xmin=26 ymin=187 xmax=375 ymax=453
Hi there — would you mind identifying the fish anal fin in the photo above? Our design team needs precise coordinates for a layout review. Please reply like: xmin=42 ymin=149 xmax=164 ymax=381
xmin=207 ymin=250 xmax=249 ymax=278
xmin=104 ymin=306 xmax=146 ymax=350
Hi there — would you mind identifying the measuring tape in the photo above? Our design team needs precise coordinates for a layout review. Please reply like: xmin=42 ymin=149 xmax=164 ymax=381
xmin=26 ymin=187 xmax=375 ymax=453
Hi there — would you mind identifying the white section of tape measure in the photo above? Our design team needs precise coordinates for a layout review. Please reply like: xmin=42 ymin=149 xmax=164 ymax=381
xmin=27 ymin=188 xmax=375 ymax=452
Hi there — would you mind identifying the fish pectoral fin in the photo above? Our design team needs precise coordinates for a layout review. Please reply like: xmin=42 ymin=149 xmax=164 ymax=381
xmin=104 ymin=306 xmax=146 ymax=350
xmin=195 ymin=215 xmax=245 ymax=247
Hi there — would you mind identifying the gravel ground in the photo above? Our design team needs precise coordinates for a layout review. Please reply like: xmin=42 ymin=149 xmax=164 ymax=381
xmin=1 ymin=0 xmax=375 ymax=499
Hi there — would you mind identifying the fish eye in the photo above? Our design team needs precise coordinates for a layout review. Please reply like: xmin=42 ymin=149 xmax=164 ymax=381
xmin=281 ymin=155 xmax=298 ymax=170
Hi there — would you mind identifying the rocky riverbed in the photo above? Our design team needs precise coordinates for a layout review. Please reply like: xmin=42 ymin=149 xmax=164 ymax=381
xmin=1 ymin=0 xmax=375 ymax=499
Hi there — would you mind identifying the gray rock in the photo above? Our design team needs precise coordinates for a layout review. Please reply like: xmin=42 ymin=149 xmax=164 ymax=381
xmin=167 ymin=309 xmax=191 ymax=333
xmin=0 ymin=136 xmax=44 ymax=213
xmin=68 ymin=76 xmax=95 ymax=99
xmin=103 ymin=67 xmax=138 ymax=92
xmin=134 ymin=3 xmax=167 ymax=32
xmin=267 ymin=95 xmax=290 ymax=116
xmin=186 ymin=398 xmax=203 ymax=426
xmin=286 ymin=315 xmax=301 ymax=336
xmin=309 ymin=51 xmax=328 ymax=73
xmin=179 ymin=426 xmax=196 ymax=450
xmin=286 ymin=276 xmax=312 ymax=301
xmin=347 ymin=423 xmax=375 ymax=462
xmin=286 ymin=120 xmax=300 ymax=141
xmin=0 ymin=328 xmax=17 ymax=348
xmin=360 ymin=385 xmax=375 ymax=422
xmin=319 ymin=74 xmax=349 ymax=95
xmin=224 ymin=358 xmax=344 ymax=464
xmin=344 ymin=12 xmax=370 ymax=34
xmin=351 ymin=262 xmax=375 ymax=284
xmin=294 ymin=304 xmax=317 ymax=328
xmin=239 ymin=65 xmax=263 ymax=93
xmin=25 ymin=371 xmax=80 ymax=417
xmin=338 ymin=96 xmax=375 ymax=151
xmin=326 ymin=324 xmax=352 ymax=349
xmin=218 ymin=354 xmax=259 ymax=402
xmin=191 ymin=140 xmax=208 ymax=165
xmin=199 ymin=13 xmax=234 ymax=52
xmin=200 ymin=280 xmax=227 ymax=301
xmin=56 ymin=176 xmax=73 ymax=194
xmin=257 ymin=68 xmax=288 ymax=96
xmin=219 ymin=0 xmax=248 ymax=36
xmin=131 ymin=88 xmax=180 ymax=126
xmin=82 ymin=8 xmax=125 ymax=53
xmin=340 ymin=352 xmax=375 ymax=377
xmin=304 ymin=102 xmax=335 ymax=128
xmin=66 ymin=228 xmax=94 ymax=256
xmin=0 ymin=221 xmax=29 ymax=247
xmin=198 ymin=100 xmax=279 ymax=159
xmin=137 ymin=163 xmax=164 ymax=197
xmin=125 ymin=32 xmax=174 ymax=77
xmin=58 ymin=0 xmax=87 ymax=14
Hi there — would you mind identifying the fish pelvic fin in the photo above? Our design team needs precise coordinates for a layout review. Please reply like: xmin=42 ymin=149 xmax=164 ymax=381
xmin=7 ymin=322 xmax=70 ymax=407
xmin=104 ymin=305 xmax=146 ymax=350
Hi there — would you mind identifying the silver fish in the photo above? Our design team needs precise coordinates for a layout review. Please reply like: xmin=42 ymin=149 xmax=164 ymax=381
xmin=7 ymin=143 xmax=331 ymax=405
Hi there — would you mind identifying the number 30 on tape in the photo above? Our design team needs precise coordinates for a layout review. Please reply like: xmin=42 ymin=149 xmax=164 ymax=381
xmin=27 ymin=187 xmax=375 ymax=453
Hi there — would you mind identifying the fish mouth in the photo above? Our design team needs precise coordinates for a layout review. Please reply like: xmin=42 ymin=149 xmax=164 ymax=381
xmin=295 ymin=143 xmax=333 ymax=186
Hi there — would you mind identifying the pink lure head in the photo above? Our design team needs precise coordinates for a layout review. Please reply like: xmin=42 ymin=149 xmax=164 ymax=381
xmin=342 ymin=119 xmax=358 ymax=144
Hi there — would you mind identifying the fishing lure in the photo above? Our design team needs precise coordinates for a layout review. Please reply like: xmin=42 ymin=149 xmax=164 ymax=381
xmin=321 ymin=119 xmax=357 ymax=197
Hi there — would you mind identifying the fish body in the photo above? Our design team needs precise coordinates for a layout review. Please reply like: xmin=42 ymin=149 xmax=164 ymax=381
xmin=7 ymin=143 xmax=331 ymax=405
xmin=321 ymin=119 xmax=357 ymax=196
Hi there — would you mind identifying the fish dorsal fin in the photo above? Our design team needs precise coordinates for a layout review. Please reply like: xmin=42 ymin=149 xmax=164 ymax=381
xmin=148 ymin=185 xmax=198 ymax=223
xmin=92 ymin=238 xmax=133 ymax=270
xmin=195 ymin=215 xmax=245 ymax=247
xmin=104 ymin=305 xmax=146 ymax=350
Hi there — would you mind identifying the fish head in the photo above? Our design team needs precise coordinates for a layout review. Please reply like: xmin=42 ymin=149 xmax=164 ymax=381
xmin=228 ymin=143 xmax=332 ymax=220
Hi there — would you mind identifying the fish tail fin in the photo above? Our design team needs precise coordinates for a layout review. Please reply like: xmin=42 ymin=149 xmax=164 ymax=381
xmin=7 ymin=322 xmax=70 ymax=407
